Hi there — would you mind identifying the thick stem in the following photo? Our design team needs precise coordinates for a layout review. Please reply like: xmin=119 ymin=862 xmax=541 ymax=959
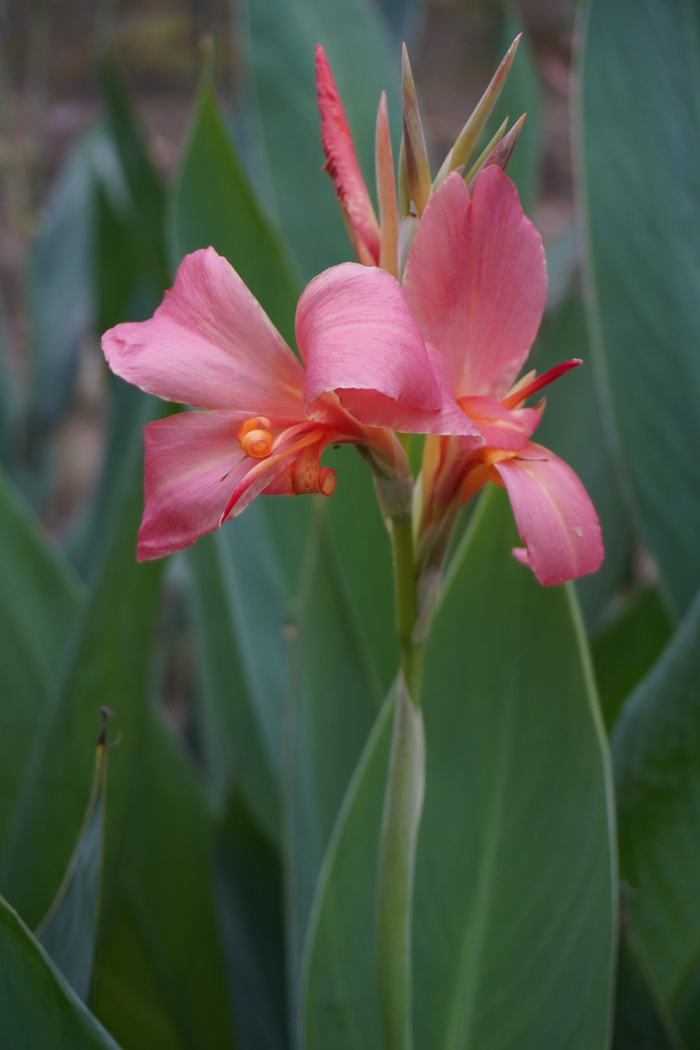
xmin=377 ymin=675 xmax=425 ymax=1050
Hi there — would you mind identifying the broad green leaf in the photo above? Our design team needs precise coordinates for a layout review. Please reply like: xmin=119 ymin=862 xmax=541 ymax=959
xmin=0 ymin=464 xmax=85 ymax=848
xmin=613 ymin=586 xmax=700 ymax=1043
xmin=593 ymin=587 xmax=674 ymax=732
xmin=0 ymin=440 xmax=165 ymax=929
xmin=612 ymin=920 xmax=683 ymax=1050
xmin=0 ymin=897 xmax=121 ymax=1050
xmin=99 ymin=57 xmax=170 ymax=308
xmin=92 ymin=709 xmax=237 ymax=1050
xmin=168 ymin=81 xmax=298 ymax=343
xmin=488 ymin=8 xmax=542 ymax=215
xmin=240 ymin=0 xmax=400 ymax=283
xmin=27 ymin=125 xmax=101 ymax=426
xmin=532 ymin=291 xmax=633 ymax=631
xmin=188 ymin=504 xmax=289 ymax=842
xmin=412 ymin=490 xmax=615 ymax=1050
xmin=215 ymin=791 xmax=288 ymax=1050
xmin=303 ymin=489 xmax=617 ymax=1050
xmin=577 ymin=0 xmax=700 ymax=615
xmin=325 ymin=445 xmax=399 ymax=692
xmin=288 ymin=506 xmax=384 ymax=1013
xmin=37 ymin=735 xmax=109 ymax=1002
xmin=302 ymin=694 xmax=395 ymax=1049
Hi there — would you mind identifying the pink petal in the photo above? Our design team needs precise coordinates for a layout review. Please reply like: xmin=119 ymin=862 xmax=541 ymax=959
xmin=402 ymin=167 xmax=547 ymax=400
xmin=103 ymin=248 xmax=305 ymax=417
xmin=316 ymin=45 xmax=380 ymax=266
xmin=458 ymin=396 xmax=540 ymax=450
xmin=298 ymin=262 xmax=480 ymax=437
xmin=138 ymin=410 xmax=252 ymax=560
xmin=494 ymin=442 xmax=604 ymax=585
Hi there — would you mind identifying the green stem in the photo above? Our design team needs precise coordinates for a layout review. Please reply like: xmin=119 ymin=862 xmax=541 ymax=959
xmin=373 ymin=473 xmax=427 ymax=1050
xmin=389 ymin=511 xmax=423 ymax=700
xmin=377 ymin=677 xmax=425 ymax=1050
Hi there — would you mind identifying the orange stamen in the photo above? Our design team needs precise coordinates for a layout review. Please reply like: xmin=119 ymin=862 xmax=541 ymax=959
xmin=238 ymin=416 xmax=273 ymax=459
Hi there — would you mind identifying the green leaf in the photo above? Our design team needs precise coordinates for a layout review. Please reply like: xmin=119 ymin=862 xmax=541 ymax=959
xmin=412 ymin=491 xmax=616 ymax=1050
xmin=168 ymin=81 xmax=299 ymax=343
xmin=37 ymin=733 xmax=109 ymax=1003
xmin=215 ymin=791 xmax=288 ymax=1050
xmin=91 ymin=709 xmax=237 ymax=1050
xmin=324 ymin=445 xmax=399 ymax=692
xmin=0 ymin=438 xmax=165 ymax=930
xmin=99 ymin=57 xmax=170 ymax=307
xmin=577 ymin=0 xmax=700 ymax=615
xmin=27 ymin=125 xmax=103 ymax=427
xmin=532 ymin=290 xmax=634 ymax=631
xmin=302 ymin=694 xmax=395 ymax=1049
xmin=240 ymin=0 xmax=400 ymax=283
xmin=188 ymin=504 xmax=290 ymax=842
xmin=612 ymin=917 xmax=683 ymax=1050
xmin=0 ymin=896 xmax=121 ymax=1050
xmin=288 ymin=506 xmax=384 ymax=1014
xmin=0 ymin=464 xmax=85 ymax=849
xmin=303 ymin=489 xmax=617 ymax=1049
xmin=593 ymin=587 xmax=674 ymax=732
xmin=613 ymin=586 xmax=700 ymax=1043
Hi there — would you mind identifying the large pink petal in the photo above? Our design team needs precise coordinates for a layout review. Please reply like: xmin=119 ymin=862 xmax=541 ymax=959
xmin=494 ymin=442 xmax=604 ymax=585
xmin=103 ymin=248 xmax=305 ymax=417
xmin=298 ymin=262 xmax=479 ymax=436
xmin=402 ymin=167 xmax=547 ymax=400
xmin=316 ymin=45 xmax=380 ymax=266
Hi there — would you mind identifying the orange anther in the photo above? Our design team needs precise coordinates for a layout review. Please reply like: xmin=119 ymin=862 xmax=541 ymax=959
xmin=238 ymin=417 xmax=273 ymax=459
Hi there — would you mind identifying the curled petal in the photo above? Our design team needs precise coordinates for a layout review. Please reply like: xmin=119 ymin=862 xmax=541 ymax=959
xmin=138 ymin=410 xmax=253 ymax=561
xmin=299 ymin=263 xmax=480 ymax=434
xmin=316 ymin=45 xmax=380 ymax=266
xmin=103 ymin=248 xmax=305 ymax=417
xmin=494 ymin=442 xmax=604 ymax=585
xmin=402 ymin=167 xmax=547 ymax=400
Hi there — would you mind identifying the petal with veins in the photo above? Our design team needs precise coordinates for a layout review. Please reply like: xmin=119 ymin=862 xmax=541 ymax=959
xmin=402 ymin=167 xmax=547 ymax=400
xmin=138 ymin=410 xmax=253 ymax=561
xmin=103 ymin=248 xmax=305 ymax=418
xmin=494 ymin=442 xmax=604 ymax=585
xmin=299 ymin=262 xmax=446 ymax=420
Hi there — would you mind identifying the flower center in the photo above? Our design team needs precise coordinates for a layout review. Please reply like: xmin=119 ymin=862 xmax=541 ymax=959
xmin=238 ymin=417 xmax=273 ymax=459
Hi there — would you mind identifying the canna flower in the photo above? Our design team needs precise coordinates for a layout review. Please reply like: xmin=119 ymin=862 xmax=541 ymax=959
xmin=316 ymin=39 xmax=523 ymax=278
xmin=402 ymin=166 xmax=603 ymax=585
xmin=102 ymin=247 xmax=477 ymax=560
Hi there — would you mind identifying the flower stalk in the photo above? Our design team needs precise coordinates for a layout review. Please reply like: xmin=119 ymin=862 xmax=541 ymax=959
xmin=373 ymin=469 xmax=428 ymax=1050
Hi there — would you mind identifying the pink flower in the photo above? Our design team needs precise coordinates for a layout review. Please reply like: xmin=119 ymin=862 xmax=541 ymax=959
xmin=403 ymin=167 xmax=604 ymax=585
xmin=102 ymin=247 xmax=473 ymax=560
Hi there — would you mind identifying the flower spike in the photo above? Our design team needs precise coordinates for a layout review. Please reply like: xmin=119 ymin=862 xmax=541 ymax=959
xmin=466 ymin=113 xmax=526 ymax=185
xmin=400 ymin=44 xmax=431 ymax=216
xmin=433 ymin=34 xmax=522 ymax=191
xmin=315 ymin=44 xmax=380 ymax=266
xmin=375 ymin=92 xmax=399 ymax=278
